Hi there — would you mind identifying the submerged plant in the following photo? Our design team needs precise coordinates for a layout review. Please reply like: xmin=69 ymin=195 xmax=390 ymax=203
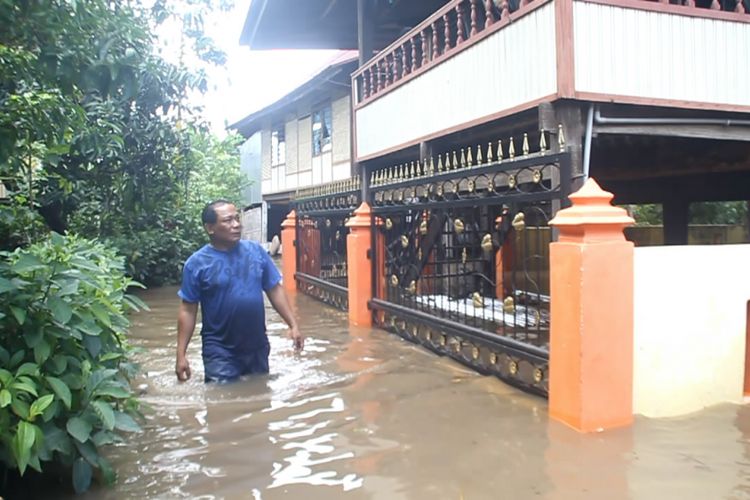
xmin=0 ymin=233 xmax=145 ymax=493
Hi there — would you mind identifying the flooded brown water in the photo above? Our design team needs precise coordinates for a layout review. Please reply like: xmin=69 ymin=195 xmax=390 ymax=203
xmin=80 ymin=285 xmax=750 ymax=499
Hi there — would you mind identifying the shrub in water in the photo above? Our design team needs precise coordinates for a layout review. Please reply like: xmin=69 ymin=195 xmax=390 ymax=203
xmin=0 ymin=233 xmax=145 ymax=493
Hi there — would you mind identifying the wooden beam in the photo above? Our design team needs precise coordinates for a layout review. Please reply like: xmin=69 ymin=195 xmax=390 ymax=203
xmin=357 ymin=0 xmax=374 ymax=67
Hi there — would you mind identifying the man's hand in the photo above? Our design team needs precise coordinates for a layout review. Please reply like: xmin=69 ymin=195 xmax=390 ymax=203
xmin=288 ymin=325 xmax=305 ymax=352
xmin=176 ymin=356 xmax=191 ymax=381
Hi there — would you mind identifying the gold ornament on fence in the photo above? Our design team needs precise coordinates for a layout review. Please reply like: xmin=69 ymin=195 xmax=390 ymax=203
xmin=400 ymin=234 xmax=409 ymax=248
xmin=453 ymin=218 xmax=465 ymax=234
xmin=390 ymin=274 xmax=399 ymax=286
xmin=472 ymin=291 xmax=485 ymax=308
xmin=511 ymin=212 xmax=525 ymax=231
xmin=503 ymin=296 xmax=515 ymax=313
xmin=481 ymin=233 xmax=493 ymax=253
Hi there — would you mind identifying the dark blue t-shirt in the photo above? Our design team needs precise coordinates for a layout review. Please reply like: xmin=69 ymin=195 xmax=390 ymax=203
xmin=178 ymin=241 xmax=281 ymax=362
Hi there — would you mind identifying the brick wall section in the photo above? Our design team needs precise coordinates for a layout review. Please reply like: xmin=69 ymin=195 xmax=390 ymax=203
xmin=332 ymin=95 xmax=351 ymax=165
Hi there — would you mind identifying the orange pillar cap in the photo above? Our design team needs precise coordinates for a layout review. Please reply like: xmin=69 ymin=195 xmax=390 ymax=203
xmin=281 ymin=209 xmax=297 ymax=227
xmin=549 ymin=178 xmax=634 ymax=242
xmin=346 ymin=203 xmax=372 ymax=226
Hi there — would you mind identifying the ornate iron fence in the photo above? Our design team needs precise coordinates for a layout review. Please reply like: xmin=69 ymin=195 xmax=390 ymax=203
xmin=368 ymin=130 xmax=571 ymax=396
xmin=294 ymin=178 xmax=361 ymax=311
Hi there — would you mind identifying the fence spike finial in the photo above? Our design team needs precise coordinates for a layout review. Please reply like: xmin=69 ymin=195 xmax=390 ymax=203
xmin=509 ymin=136 xmax=516 ymax=159
xmin=476 ymin=145 xmax=483 ymax=165
xmin=410 ymin=161 xmax=416 ymax=178
xmin=539 ymin=130 xmax=547 ymax=154
xmin=522 ymin=133 xmax=529 ymax=156
xmin=487 ymin=142 xmax=493 ymax=162
xmin=437 ymin=154 xmax=444 ymax=172
xmin=429 ymin=157 xmax=435 ymax=175
xmin=497 ymin=139 xmax=504 ymax=161
xmin=452 ymin=150 xmax=458 ymax=170
xmin=467 ymin=146 xmax=474 ymax=166
xmin=460 ymin=148 xmax=466 ymax=168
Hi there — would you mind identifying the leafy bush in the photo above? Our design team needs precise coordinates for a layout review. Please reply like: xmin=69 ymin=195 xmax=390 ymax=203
xmin=0 ymin=233 xmax=144 ymax=494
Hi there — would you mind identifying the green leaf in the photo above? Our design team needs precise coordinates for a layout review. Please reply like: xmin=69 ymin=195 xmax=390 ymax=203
xmin=57 ymin=278 xmax=79 ymax=296
xmin=12 ymin=421 xmax=37 ymax=475
xmin=0 ymin=345 xmax=9 ymax=366
xmin=94 ymin=383 xmax=130 ymax=399
xmin=99 ymin=352 xmax=122 ymax=362
xmin=29 ymin=394 xmax=54 ymax=419
xmin=13 ymin=254 xmax=44 ymax=274
xmin=0 ymin=276 xmax=14 ymax=293
xmin=98 ymin=456 xmax=116 ymax=485
xmin=73 ymin=438 xmax=99 ymax=466
xmin=34 ymin=340 xmax=51 ymax=364
xmin=48 ymin=354 xmax=68 ymax=375
xmin=91 ymin=429 xmax=116 ymax=447
xmin=11 ymin=397 xmax=30 ymax=419
xmin=124 ymin=293 xmax=149 ymax=310
xmin=48 ymin=296 xmax=73 ymax=323
xmin=11 ymin=381 xmax=38 ymax=397
xmin=42 ymin=425 xmax=73 ymax=455
xmin=66 ymin=416 xmax=92 ymax=443
xmin=16 ymin=362 xmax=39 ymax=377
xmin=72 ymin=457 xmax=92 ymax=493
xmin=91 ymin=400 xmax=115 ymax=430
xmin=23 ymin=327 xmax=43 ymax=348
xmin=114 ymin=411 xmax=141 ymax=433
xmin=46 ymin=376 xmax=72 ymax=409
xmin=8 ymin=349 xmax=25 ymax=368
xmin=77 ymin=320 xmax=102 ymax=337
xmin=89 ymin=303 xmax=112 ymax=328
xmin=0 ymin=368 xmax=12 ymax=386
xmin=82 ymin=334 xmax=101 ymax=358
xmin=10 ymin=306 xmax=27 ymax=325
xmin=0 ymin=389 xmax=11 ymax=407
xmin=41 ymin=399 xmax=61 ymax=422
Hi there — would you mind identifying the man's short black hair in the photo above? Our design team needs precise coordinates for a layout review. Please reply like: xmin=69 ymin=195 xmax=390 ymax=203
xmin=201 ymin=200 xmax=232 ymax=224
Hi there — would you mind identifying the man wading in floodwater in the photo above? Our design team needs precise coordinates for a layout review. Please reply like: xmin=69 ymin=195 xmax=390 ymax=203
xmin=175 ymin=200 xmax=304 ymax=382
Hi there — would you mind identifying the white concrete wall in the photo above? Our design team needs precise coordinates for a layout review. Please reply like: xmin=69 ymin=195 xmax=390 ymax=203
xmin=574 ymin=2 xmax=750 ymax=107
xmin=633 ymin=244 xmax=750 ymax=418
xmin=355 ymin=2 xmax=557 ymax=159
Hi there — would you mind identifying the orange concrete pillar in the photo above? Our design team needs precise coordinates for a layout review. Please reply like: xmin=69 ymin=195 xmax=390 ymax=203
xmin=280 ymin=210 xmax=297 ymax=294
xmin=548 ymin=178 xmax=635 ymax=433
xmin=346 ymin=203 xmax=374 ymax=326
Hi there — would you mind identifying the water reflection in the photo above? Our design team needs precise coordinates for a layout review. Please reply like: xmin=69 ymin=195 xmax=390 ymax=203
xmin=75 ymin=285 xmax=750 ymax=499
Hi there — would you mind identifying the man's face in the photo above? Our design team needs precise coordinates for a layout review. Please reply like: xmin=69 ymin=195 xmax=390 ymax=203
xmin=206 ymin=203 xmax=241 ymax=247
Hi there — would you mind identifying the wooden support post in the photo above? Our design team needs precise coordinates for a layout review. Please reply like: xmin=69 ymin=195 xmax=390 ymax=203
xmin=280 ymin=210 xmax=297 ymax=294
xmin=663 ymin=198 xmax=689 ymax=245
xmin=346 ymin=203 xmax=374 ymax=326
xmin=549 ymin=178 xmax=635 ymax=432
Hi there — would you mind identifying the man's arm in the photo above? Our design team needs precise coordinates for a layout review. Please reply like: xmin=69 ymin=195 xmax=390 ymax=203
xmin=176 ymin=300 xmax=199 ymax=380
xmin=266 ymin=284 xmax=304 ymax=351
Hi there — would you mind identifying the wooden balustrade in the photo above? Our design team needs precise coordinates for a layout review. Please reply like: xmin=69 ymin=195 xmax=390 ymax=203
xmin=352 ymin=0 xmax=749 ymax=105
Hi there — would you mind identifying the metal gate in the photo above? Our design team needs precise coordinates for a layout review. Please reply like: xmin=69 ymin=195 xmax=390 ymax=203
xmin=294 ymin=178 xmax=361 ymax=311
xmin=368 ymin=135 xmax=570 ymax=396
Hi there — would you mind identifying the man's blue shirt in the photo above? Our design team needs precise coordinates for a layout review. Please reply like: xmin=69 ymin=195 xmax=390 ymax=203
xmin=178 ymin=240 xmax=281 ymax=365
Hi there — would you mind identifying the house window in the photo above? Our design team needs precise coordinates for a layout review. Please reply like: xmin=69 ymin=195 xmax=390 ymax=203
xmin=271 ymin=126 xmax=285 ymax=166
xmin=312 ymin=105 xmax=332 ymax=156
